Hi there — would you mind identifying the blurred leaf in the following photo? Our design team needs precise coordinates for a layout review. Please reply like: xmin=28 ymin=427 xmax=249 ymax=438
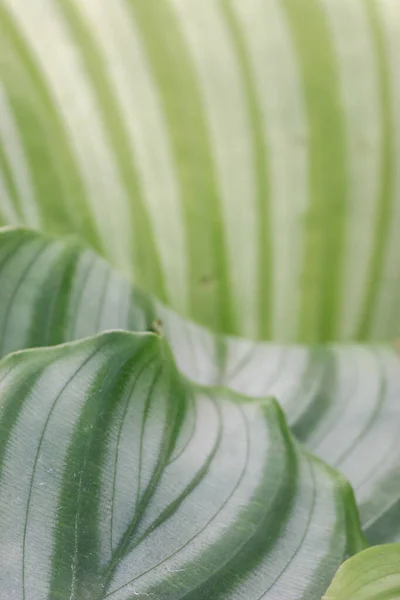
xmin=1 ymin=0 xmax=400 ymax=341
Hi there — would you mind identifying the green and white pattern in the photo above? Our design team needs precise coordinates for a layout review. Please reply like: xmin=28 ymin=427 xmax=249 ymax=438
xmin=0 ymin=329 xmax=366 ymax=599
xmin=0 ymin=227 xmax=399 ymax=549
xmin=1 ymin=0 xmax=400 ymax=341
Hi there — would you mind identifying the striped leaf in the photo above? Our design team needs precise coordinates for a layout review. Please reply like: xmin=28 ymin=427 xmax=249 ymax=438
xmin=1 ymin=227 xmax=400 ymax=545
xmin=1 ymin=0 xmax=400 ymax=341
xmin=0 ymin=330 xmax=365 ymax=599
xmin=219 ymin=339 xmax=400 ymax=546
xmin=323 ymin=544 xmax=400 ymax=600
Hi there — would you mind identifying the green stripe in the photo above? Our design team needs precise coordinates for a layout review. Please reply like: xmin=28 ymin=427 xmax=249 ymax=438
xmin=301 ymin=458 xmax=367 ymax=600
xmin=128 ymin=0 xmax=235 ymax=333
xmin=96 ymin=341 xmax=186 ymax=592
xmin=107 ymin=363 xmax=186 ymax=566
xmin=147 ymin=401 xmax=298 ymax=599
xmin=282 ymin=0 xmax=348 ymax=343
xmin=58 ymin=1 xmax=168 ymax=303
xmin=220 ymin=0 xmax=272 ymax=340
xmin=357 ymin=0 xmax=394 ymax=340
xmin=0 ymin=227 xmax=30 ymax=271
xmin=0 ymin=6 xmax=103 ymax=253
xmin=0 ymin=35 xmax=69 ymax=233
xmin=0 ymin=138 xmax=23 ymax=221
xmin=29 ymin=240 xmax=82 ymax=347
xmin=290 ymin=348 xmax=335 ymax=441
xmin=0 ymin=327 xmax=369 ymax=598
xmin=0 ymin=239 xmax=50 ymax=358
xmin=128 ymin=284 xmax=157 ymax=331
xmin=0 ymin=362 xmax=45 ymax=480
xmin=50 ymin=344 xmax=137 ymax=598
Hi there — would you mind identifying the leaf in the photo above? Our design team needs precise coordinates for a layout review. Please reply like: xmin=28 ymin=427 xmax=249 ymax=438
xmin=323 ymin=544 xmax=400 ymax=600
xmin=0 ymin=330 xmax=364 ymax=599
xmin=0 ymin=227 xmax=399 ymax=545
xmin=220 ymin=339 xmax=400 ymax=545
xmin=1 ymin=0 xmax=400 ymax=341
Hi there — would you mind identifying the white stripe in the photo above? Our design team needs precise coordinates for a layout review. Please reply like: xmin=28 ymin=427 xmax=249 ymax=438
xmin=0 ymin=85 xmax=40 ymax=226
xmin=0 ymin=239 xmax=65 ymax=357
xmin=170 ymin=0 xmax=258 ymax=336
xmin=310 ymin=347 xmax=380 ymax=468
xmin=5 ymin=0 xmax=133 ymax=270
xmin=98 ymin=377 xmax=145 ymax=565
xmin=370 ymin=0 xmax=400 ymax=339
xmin=321 ymin=0 xmax=382 ymax=340
xmin=224 ymin=337 xmax=309 ymax=403
xmin=158 ymin=303 xmax=220 ymax=386
xmin=357 ymin=349 xmax=400 ymax=520
xmin=132 ymin=394 xmax=220 ymax=541
xmin=231 ymin=460 xmax=338 ymax=600
xmin=77 ymin=0 xmax=188 ymax=314
xmin=0 ymin=350 xmax=97 ymax=600
xmin=231 ymin=0 xmax=309 ymax=341
xmin=339 ymin=349 xmax=397 ymax=491
xmin=108 ymin=401 xmax=269 ymax=598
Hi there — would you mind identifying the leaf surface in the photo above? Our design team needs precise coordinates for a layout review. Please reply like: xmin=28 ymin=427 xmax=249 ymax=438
xmin=0 ymin=330 xmax=363 ymax=599
xmin=1 ymin=0 xmax=400 ymax=341
xmin=323 ymin=544 xmax=400 ymax=600
xmin=0 ymin=227 xmax=398 ymax=545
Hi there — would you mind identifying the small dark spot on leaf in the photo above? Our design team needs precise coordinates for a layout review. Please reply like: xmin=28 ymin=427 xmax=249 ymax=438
xmin=199 ymin=274 xmax=214 ymax=285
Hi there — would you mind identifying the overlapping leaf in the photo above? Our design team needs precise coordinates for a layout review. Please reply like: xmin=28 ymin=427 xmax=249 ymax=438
xmin=2 ymin=0 xmax=400 ymax=592
xmin=0 ymin=227 xmax=399 ymax=548
xmin=324 ymin=544 xmax=400 ymax=600
xmin=220 ymin=339 xmax=400 ymax=545
xmin=0 ymin=330 xmax=364 ymax=599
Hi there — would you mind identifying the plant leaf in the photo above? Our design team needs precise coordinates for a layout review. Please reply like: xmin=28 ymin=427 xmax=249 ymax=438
xmin=323 ymin=544 xmax=400 ymax=600
xmin=219 ymin=338 xmax=400 ymax=545
xmin=1 ymin=0 xmax=400 ymax=341
xmin=0 ymin=227 xmax=398 ymax=545
xmin=0 ymin=330 xmax=363 ymax=599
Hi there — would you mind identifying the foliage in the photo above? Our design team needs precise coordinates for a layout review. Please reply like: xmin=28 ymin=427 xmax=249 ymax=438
xmin=2 ymin=1 xmax=400 ymax=598
xmin=323 ymin=545 xmax=400 ymax=600
xmin=1 ymin=227 xmax=400 ymax=598
xmin=0 ymin=328 xmax=363 ymax=599
xmin=1 ymin=0 xmax=400 ymax=341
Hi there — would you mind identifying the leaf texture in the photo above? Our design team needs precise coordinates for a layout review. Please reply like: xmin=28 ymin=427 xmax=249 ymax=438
xmin=323 ymin=544 xmax=400 ymax=600
xmin=1 ymin=0 xmax=400 ymax=341
xmin=0 ymin=227 xmax=399 ymax=546
xmin=0 ymin=330 xmax=363 ymax=599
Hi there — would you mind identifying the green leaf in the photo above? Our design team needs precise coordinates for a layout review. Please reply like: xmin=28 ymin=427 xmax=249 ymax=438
xmin=219 ymin=339 xmax=400 ymax=545
xmin=1 ymin=0 xmax=400 ymax=341
xmin=0 ymin=330 xmax=364 ymax=599
xmin=0 ymin=226 xmax=398 ymax=545
xmin=323 ymin=544 xmax=400 ymax=600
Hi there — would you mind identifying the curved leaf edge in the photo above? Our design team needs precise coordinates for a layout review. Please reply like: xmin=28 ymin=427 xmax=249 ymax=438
xmin=0 ymin=225 xmax=397 ymax=349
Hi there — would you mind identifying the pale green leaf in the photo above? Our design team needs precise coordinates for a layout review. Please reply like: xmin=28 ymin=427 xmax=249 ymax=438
xmin=1 ymin=0 xmax=400 ymax=341
xmin=323 ymin=544 xmax=400 ymax=600
xmin=0 ymin=330 xmax=364 ymax=599
xmin=0 ymin=227 xmax=398 ymax=545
